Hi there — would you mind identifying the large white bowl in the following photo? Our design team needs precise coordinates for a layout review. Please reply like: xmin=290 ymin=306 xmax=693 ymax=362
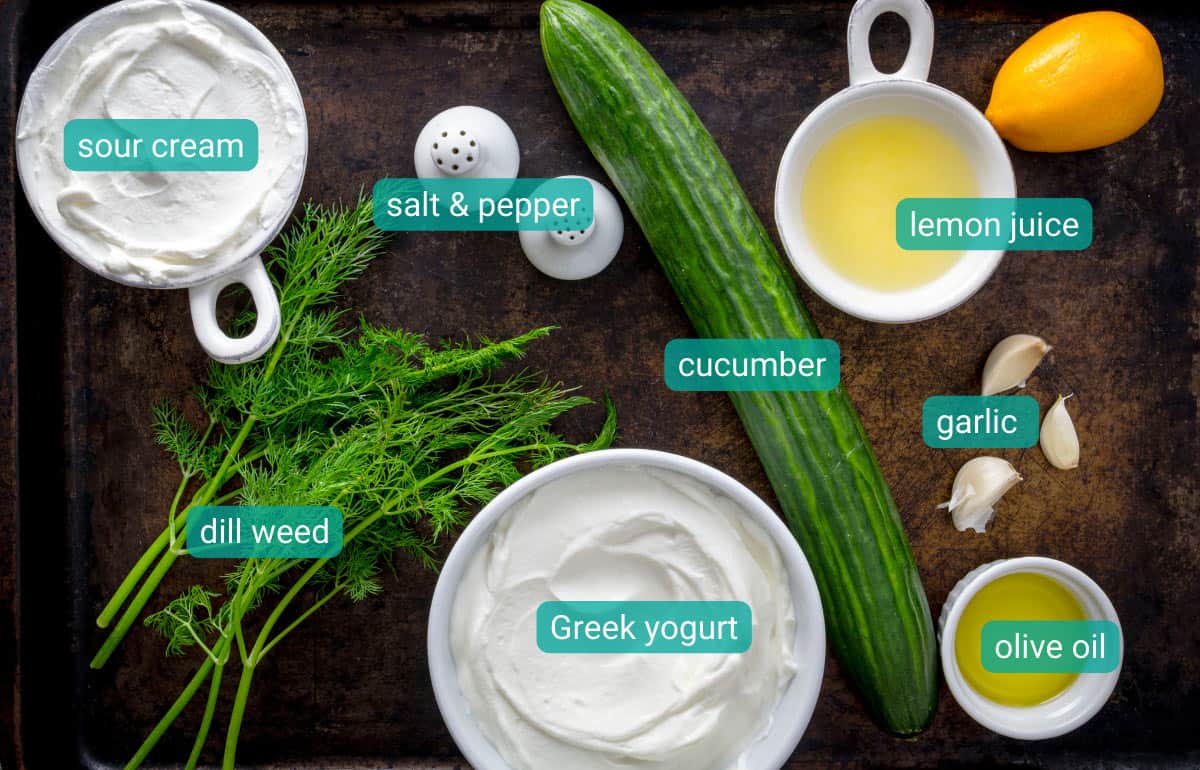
xmin=427 ymin=448 xmax=826 ymax=770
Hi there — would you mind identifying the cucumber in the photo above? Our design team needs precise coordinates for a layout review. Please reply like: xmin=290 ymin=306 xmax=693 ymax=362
xmin=540 ymin=0 xmax=938 ymax=734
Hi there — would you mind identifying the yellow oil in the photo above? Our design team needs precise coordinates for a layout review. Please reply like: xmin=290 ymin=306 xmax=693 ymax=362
xmin=799 ymin=115 xmax=977 ymax=291
xmin=955 ymin=572 xmax=1085 ymax=707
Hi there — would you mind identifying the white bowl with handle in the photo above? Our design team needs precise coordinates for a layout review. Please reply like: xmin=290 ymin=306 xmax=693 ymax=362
xmin=774 ymin=0 xmax=1015 ymax=323
xmin=15 ymin=0 xmax=308 ymax=363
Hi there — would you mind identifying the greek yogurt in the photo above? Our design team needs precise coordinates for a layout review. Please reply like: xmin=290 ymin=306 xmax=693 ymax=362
xmin=450 ymin=464 xmax=799 ymax=770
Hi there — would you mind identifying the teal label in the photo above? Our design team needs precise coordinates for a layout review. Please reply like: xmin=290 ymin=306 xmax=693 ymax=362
xmin=64 ymin=119 xmax=258 ymax=171
xmin=186 ymin=506 xmax=342 ymax=558
xmin=537 ymin=601 xmax=752 ymax=654
xmin=664 ymin=338 xmax=840 ymax=392
xmin=372 ymin=178 xmax=593 ymax=231
xmin=897 ymin=198 xmax=1092 ymax=250
xmin=923 ymin=396 xmax=1039 ymax=448
xmin=981 ymin=621 xmax=1121 ymax=673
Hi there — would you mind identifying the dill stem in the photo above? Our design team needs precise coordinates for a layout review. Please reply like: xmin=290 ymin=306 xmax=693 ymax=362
xmin=258 ymin=582 xmax=343 ymax=659
xmin=225 ymin=445 xmax=268 ymax=479
xmin=222 ymin=655 xmax=255 ymax=770
xmin=256 ymin=557 xmax=303 ymax=587
xmin=184 ymin=652 xmax=225 ymax=770
xmin=93 ymin=417 xmax=260 ymax=667
xmin=166 ymin=473 xmax=191 ymax=557
xmin=223 ymin=555 xmax=325 ymax=769
xmin=125 ymin=565 xmax=257 ymax=770
xmin=97 ymin=422 xmax=209 ymax=629
xmin=96 ymin=522 xmax=174 ymax=629
xmin=413 ymin=442 xmax=547 ymax=494
xmin=123 ymin=637 xmax=223 ymax=770
xmin=209 ymin=487 xmax=244 ymax=507
xmin=222 ymin=507 xmax=383 ymax=768
xmin=182 ymin=568 xmax=257 ymax=770
xmin=97 ymin=443 xmax=261 ymax=633
xmin=92 ymin=546 xmax=181 ymax=669
xmin=199 ymin=417 xmax=258 ymax=506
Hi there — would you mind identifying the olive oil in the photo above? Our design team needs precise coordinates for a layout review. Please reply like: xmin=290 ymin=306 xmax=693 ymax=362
xmin=799 ymin=115 xmax=977 ymax=291
xmin=955 ymin=572 xmax=1085 ymax=707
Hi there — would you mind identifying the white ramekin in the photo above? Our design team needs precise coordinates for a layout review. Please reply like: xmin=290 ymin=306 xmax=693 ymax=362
xmin=427 ymin=448 xmax=826 ymax=770
xmin=938 ymin=557 xmax=1123 ymax=740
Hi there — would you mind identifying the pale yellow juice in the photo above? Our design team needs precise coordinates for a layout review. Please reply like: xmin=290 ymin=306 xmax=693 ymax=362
xmin=799 ymin=115 xmax=977 ymax=291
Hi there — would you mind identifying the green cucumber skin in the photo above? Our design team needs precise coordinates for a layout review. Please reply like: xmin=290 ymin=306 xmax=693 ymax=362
xmin=540 ymin=0 xmax=938 ymax=734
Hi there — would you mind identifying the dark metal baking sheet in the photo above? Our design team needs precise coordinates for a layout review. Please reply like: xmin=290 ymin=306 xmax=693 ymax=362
xmin=1 ymin=1 xmax=1197 ymax=767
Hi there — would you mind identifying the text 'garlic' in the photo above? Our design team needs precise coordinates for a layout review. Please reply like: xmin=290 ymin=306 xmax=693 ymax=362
xmin=1040 ymin=394 xmax=1080 ymax=470
xmin=939 ymin=456 xmax=1022 ymax=533
xmin=982 ymin=334 xmax=1051 ymax=395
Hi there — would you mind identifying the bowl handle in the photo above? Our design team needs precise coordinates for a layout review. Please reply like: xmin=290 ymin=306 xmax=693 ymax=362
xmin=187 ymin=256 xmax=281 ymax=364
xmin=847 ymin=0 xmax=934 ymax=85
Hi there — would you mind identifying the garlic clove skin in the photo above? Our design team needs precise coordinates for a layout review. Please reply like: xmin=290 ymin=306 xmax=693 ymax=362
xmin=1040 ymin=394 xmax=1080 ymax=470
xmin=938 ymin=456 xmax=1022 ymax=533
xmin=981 ymin=334 xmax=1052 ymax=395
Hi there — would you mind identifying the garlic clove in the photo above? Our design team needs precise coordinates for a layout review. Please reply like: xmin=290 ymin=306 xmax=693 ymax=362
xmin=938 ymin=456 xmax=1022 ymax=533
xmin=981 ymin=334 xmax=1052 ymax=395
xmin=1040 ymin=394 xmax=1080 ymax=470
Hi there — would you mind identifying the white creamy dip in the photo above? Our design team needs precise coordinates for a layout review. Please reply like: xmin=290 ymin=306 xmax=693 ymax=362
xmin=16 ymin=0 xmax=305 ymax=285
xmin=450 ymin=465 xmax=798 ymax=770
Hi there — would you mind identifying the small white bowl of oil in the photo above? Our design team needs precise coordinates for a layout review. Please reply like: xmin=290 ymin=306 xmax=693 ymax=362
xmin=938 ymin=557 xmax=1123 ymax=740
xmin=775 ymin=0 xmax=1015 ymax=323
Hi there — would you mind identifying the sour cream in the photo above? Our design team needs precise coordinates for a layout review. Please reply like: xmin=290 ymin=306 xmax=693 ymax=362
xmin=450 ymin=465 xmax=798 ymax=770
xmin=16 ymin=0 xmax=305 ymax=284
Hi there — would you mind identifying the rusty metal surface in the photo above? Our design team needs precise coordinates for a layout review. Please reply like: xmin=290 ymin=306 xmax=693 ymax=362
xmin=1 ymin=1 xmax=1197 ymax=768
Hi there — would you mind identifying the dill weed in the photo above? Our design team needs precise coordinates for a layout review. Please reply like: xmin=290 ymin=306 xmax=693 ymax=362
xmin=92 ymin=197 xmax=616 ymax=769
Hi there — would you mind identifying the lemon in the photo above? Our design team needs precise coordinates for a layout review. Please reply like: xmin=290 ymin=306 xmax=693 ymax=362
xmin=985 ymin=11 xmax=1163 ymax=152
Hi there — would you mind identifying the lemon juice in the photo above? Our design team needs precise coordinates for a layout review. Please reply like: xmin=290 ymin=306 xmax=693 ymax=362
xmin=955 ymin=572 xmax=1085 ymax=707
xmin=799 ymin=115 xmax=977 ymax=291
